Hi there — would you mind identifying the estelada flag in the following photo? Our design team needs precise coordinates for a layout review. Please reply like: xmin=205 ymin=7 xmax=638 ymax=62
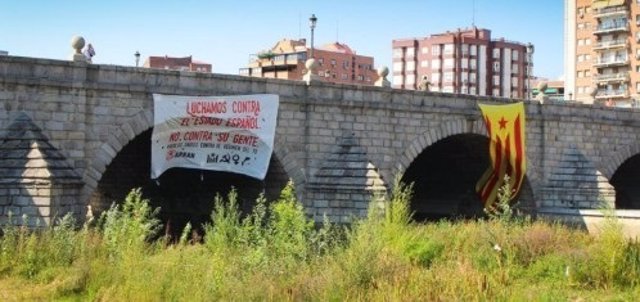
xmin=475 ymin=102 xmax=526 ymax=209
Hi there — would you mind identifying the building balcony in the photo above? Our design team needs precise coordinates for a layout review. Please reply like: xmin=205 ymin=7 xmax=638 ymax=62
xmin=593 ymin=5 xmax=628 ymax=18
xmin=594 ymin=22 xmax=629 ymax=34
xmin=594 ymin=72 xmax=629 ymax=83
xmin=593 ymin=56 xmax=629 ymax=67
xmin=595 ymin=88 xmax=628 ymax=99
xmin=592 ymin=39 xmax=627 ymax=50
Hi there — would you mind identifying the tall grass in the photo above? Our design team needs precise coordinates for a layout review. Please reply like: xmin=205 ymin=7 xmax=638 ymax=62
xmin=0 ymin=180 xmax=639 ymax=300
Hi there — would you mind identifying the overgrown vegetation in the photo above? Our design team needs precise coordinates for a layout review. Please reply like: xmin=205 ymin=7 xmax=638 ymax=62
xmin=1 ymin=180 xmax=640 ymax=300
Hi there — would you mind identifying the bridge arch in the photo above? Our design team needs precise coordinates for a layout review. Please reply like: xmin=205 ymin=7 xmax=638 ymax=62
xmin=81 ymin=108 xmax=306 ymax=222
xmin=398 ymin=119 xmax=535 ymax=220
xmin=605 ymin=143 xmax=640 ymax=209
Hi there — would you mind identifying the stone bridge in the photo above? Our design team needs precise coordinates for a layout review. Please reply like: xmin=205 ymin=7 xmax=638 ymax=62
xmin=2 ymin=56 xmax=640 ymax=233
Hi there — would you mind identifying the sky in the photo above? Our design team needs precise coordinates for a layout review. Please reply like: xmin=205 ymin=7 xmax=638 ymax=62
xmin=0 ymin=0 xmax=564 ymax=79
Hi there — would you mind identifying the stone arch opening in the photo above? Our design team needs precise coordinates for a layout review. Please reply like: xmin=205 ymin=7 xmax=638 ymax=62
xmin=611 ymin=153 xmax=640 ymax=209
xmin=401 ymin=133 xmax=533 ymax=221
xmin=90 ymin=128 xmax=290 ymax=237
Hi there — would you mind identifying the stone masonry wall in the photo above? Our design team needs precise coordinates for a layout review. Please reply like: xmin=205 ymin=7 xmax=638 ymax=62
xmin=3 ymin=56 xmax=640 ymax=224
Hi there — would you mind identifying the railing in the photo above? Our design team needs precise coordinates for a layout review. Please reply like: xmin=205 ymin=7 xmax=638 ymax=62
xmin=594 ymin=56 xmax=628 ymax=66
xmin=593 ymin=39 xmax=627 ymax=49
xmin=594 ymin=5 xmax=628 ymax=17
xmin=595 ymin=73 xmax=629 ymax=82
xmin=595 ymin=21 xmax=628 ymax=33
xmin=595 ymin=88 xmax=628 ymax=98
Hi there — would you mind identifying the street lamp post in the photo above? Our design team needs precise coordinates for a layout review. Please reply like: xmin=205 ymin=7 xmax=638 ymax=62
xmin=309 ymin=14 xmax=317 ymax=58
xmin=526 ymin=43 xmax=534 ymax=100
xmin=134 ymin=51 xmax=140 ymax=67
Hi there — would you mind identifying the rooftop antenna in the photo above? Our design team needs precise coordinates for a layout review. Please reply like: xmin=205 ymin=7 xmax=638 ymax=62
xmin=472 ymin=0 xmax=476 ymax=26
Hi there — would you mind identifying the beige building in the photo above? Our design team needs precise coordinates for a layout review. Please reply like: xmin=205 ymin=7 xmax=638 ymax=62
xmin=392 ymin=27 xmax=534 ymax=99
xmin=565 ymin=0 xmax=640 ymax=107
xmin=239 ymin=38 xmax=378 ymax=85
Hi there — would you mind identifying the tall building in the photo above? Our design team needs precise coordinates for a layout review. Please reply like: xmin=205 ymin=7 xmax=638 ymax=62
xmin=143 ymin=55 xmax=212 ymax=73
xmin=565 ymin=0 xmax=639 ymax=107
xmin=239 ymin=38 xmax=379 ymax=85
xmin=392 ymin=27 xmax=534 ymax=99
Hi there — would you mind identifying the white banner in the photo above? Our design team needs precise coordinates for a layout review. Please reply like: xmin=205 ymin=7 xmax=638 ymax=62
xmin=151 ymin=94 xmax=279 ymax=180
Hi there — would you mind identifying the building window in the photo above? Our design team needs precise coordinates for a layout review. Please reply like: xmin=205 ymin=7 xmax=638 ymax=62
xmin=420 ymin=60 xmax=429 ymax=68
xmin=431 ymin=59 xmax=441 ymax=69
xmin=343 ymin=61 xmax=350 ymax=69
xmin=342 ymin=74 xmax=348 ymax=80
xmin=393 ymin=75 xmax=403 ymax=85
xmin=578 ymin=39 xmax=584 ymax=46
xmin=585 ymin=69 xmax=591 ymax=77
xmin=444 ymin=72 xmax=454 ymax=82
xmin=511 ymin=77 xmax=518 ymax=87
xmin=406 ymin=47 xmax=415 ymax=58
xmin=461 ymin=58 xmax=468 ymax=69
xmin=512 ymin=64 xmax=519 ymax=73
xmin=444 ymin=58 xmax=454 ymax=68
xmin=443 ymin=86 xmax=454 ymax=93
xmin=331 ymin=59 xmax=336 ymax=66
xmin=512 ymin=50 xmax=519 ymax=60
xmin=586 ymin=38 xmax=591 ymax=45
xmin=406 ymin=61 xmax=415 ymax=71
xmin=493 ymin=75 xmax=500 ymax=85
xmin=393 ymin=62 xmax=403 ymax=72
xmin=636 ymin=82 xmax=640 ymax=92
xmin=393 ymin=48 xmax=403 ymax=58
xmin=406 ymin=74 xmax=415 ymax=85
xmin=493 ymin=48 xmax=500 ymax=59
xmin=444 ymin=44 xmax=454 ymax=55
xmin=431 ymin=73 xmax=441 ymax=84
xmin=470 ymin=86 xmax=477 ymax=95
xmin=493 ymin=88 xmax=501 ymax=97
xmin=470 ymin=73 xmax=476 ymax=83
xmin=470 ymin=45 xmax=477 ymax=56
xmin=421 ymin=47 xmax=429 ymax=54
xmin=493 ymin=62 xmax=500 ymax=72
xmin=577 ymin=70 xmax=584 ymax=78
xmin=461 ymin=44 xmax=469 ymax=55
xmin=470 ymin=59 xmax=477 ymax=69
xmin=432 ymin=45 xmax=441 ymax=56
xmin=318 ymin=58 xmax=324 ymax=66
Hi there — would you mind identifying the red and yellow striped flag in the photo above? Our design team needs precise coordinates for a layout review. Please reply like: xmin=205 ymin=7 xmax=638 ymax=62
xmin=475 ymin=102 xmax=527 ymax=209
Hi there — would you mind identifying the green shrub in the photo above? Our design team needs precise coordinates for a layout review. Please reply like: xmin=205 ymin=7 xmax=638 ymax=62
xmin=99 ymin=188 xmax=161 ymax=260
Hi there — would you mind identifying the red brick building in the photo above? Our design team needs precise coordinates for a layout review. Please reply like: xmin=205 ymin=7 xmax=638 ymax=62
xmin=392 ymin=27 xmax=534 ymax=99
xmin=240 ymin=38 xmax=378 ymax=85
xmin=143 ymin=55 xmax=212 ymax=73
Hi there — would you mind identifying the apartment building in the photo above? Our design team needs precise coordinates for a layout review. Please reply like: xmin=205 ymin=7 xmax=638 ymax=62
xmin=392 ymin=27 xmax=534 ymax=99
xmin=565 ymin=0 xmax=640 ymax=106
xmin=239 ymin=38 xmax=378 ymax=85
xmin=143 ymin=55 xmax=212 ymax=73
